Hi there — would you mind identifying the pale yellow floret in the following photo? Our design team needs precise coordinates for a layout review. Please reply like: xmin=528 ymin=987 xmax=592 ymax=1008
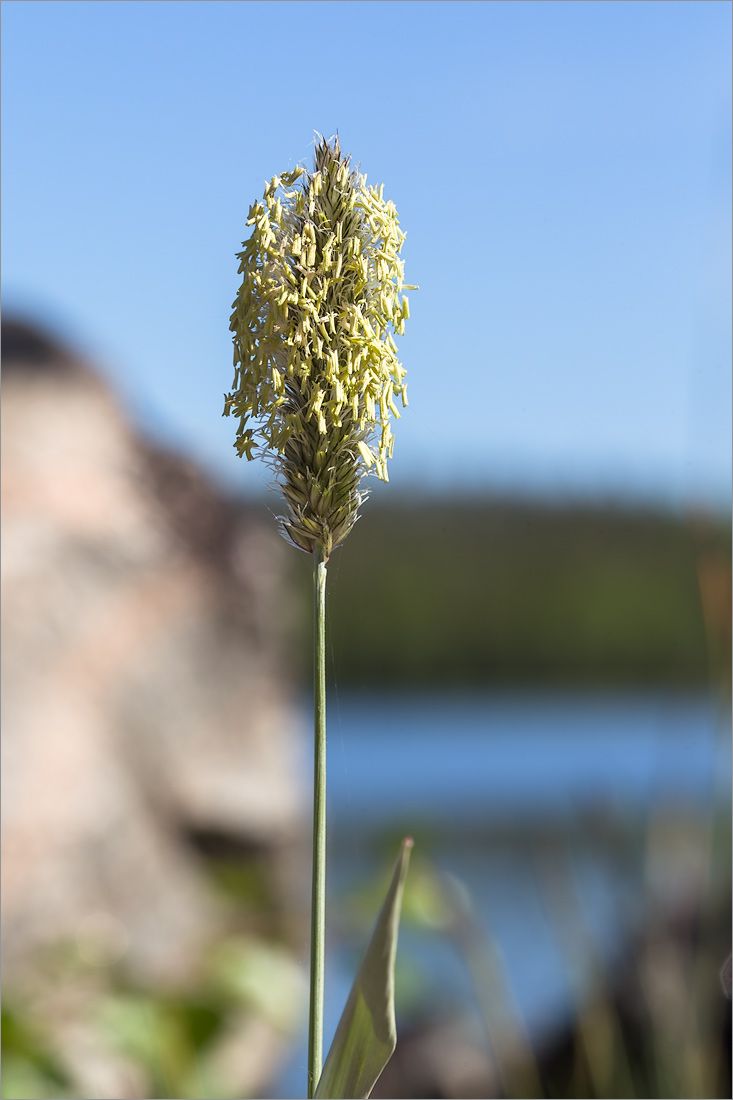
xmin=357 ymin=440 xmax=375 ymax=467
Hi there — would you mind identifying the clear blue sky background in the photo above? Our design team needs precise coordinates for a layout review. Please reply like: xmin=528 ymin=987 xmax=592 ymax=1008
xmin=3 ymin=0 xmax=731 ymax=508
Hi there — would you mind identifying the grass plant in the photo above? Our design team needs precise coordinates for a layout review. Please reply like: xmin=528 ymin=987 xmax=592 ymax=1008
xmin=224 ymin=133 xmax=415 ymax=1099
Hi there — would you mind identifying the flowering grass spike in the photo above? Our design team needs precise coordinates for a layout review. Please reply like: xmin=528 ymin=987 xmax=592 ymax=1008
xmin=225 ymin=135 xmax=412 ymax=560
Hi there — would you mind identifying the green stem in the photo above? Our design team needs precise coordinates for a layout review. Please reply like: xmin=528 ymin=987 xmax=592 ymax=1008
xmin=308 ymin=546 xmax=328 ymax=1098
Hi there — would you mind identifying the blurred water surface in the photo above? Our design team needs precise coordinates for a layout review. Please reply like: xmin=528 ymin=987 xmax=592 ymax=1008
xmin=324 ymin=690 xmax=727 ymax=823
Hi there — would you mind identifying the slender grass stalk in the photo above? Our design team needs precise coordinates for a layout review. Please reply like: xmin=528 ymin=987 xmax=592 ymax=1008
xmin=308 ymin=547 xmax=328 ymax=1096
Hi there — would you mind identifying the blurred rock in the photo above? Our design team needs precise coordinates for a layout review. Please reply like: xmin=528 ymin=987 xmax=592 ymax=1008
xmin=1 ymin=317 xmax=306 ymax=988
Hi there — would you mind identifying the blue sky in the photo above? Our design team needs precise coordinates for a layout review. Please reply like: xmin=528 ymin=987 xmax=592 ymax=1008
xmin=3 ymin=0 xmax=731 ymax=508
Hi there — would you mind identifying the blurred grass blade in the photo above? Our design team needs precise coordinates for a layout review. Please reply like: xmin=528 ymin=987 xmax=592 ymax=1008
xmin=315 ymin=838 xmax=413 ymax=1100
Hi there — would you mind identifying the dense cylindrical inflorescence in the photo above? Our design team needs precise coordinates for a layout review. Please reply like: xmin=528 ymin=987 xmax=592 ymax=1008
xmin=224 ymin=136 xmax=412 ymax=559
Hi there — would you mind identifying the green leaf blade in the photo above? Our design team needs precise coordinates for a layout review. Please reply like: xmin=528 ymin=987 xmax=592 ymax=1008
xmin=315 ymin=838 xmax=413 ymax=1100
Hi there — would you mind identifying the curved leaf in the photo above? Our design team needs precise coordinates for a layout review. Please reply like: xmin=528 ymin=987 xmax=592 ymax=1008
xmin=315 ymin=838 xmax=413 ymax=1100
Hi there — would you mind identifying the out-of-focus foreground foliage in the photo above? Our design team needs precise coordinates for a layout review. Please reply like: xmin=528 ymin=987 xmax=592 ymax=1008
xmin=368 ymin=807 xmax=732 ymax=1100
xmin=1 ymin=858 xmax=307 ymax=1100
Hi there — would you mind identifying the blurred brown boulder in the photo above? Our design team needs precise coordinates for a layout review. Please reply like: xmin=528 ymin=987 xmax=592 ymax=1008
xmin=1 ymin=317 xmax=306 ymax=988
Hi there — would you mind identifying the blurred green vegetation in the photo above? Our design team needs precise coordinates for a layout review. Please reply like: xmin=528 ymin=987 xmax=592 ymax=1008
xmin=1 ymin=931 xmax=305 ymax=1100
xmin=287 ymin=497 xmax=730 ymax=689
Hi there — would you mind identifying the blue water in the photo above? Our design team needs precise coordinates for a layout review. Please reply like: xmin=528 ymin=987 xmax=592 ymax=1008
xmin=273 ymin=690 xmax=730 ymax=1099
xmin=324 ymin=691 xmax=728 ymax=824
